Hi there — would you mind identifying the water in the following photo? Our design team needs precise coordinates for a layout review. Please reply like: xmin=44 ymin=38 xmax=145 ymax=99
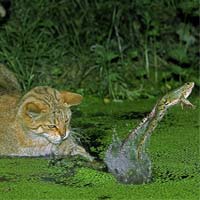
xmin=104 ymin=135 xmax=152 ymax=184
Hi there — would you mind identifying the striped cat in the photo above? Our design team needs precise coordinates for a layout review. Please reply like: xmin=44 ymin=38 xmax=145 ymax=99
xmin=0 ymin=65 xmax=93 ymax=160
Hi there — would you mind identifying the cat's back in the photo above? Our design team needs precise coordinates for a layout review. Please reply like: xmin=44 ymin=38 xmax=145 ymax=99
xmin=0 ymin=92 xmax=19 ymax=114
xmin=0 ymin=92 xmax=20 ymax=153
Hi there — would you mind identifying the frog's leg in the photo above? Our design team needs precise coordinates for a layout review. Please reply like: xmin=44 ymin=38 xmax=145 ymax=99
xmin=180 ymin=98 xmax=195 ymax=109
xmin=136 ymin=136 xmax=146 ymax=159
xmin=136 ymin=119 xmax=158 ymax=160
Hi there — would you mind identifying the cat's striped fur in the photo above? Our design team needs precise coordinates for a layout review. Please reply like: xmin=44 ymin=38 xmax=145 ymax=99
xmin=0 ymin=65 xmax=93 ymax=160
xmin=17 ymin=86 xmax=75 ymax=145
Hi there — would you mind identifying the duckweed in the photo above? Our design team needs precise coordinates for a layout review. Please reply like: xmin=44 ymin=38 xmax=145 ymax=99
xmin=0 ymin=97 xmax=199 ymax=199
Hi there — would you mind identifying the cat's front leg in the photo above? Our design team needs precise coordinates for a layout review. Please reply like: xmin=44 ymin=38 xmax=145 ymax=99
xmin=70 ymin=143 xmax=94 ymax=161
xmin=56 ymin=137 xmax=94 ymax=161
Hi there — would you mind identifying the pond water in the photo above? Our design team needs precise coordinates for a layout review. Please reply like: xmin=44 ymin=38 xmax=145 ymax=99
xmin=0 ymin=97 xmax=199 ymax=199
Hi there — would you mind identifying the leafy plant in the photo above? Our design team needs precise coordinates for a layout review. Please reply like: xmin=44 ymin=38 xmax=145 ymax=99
xmin=0 ymin=0 xmax=198 ymax=97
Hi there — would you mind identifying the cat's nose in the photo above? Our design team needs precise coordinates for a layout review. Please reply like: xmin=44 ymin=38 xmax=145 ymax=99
xmin=57 ymin=126 xmax=66 ymax=137
xmin=61 ymin=129 xmax=70 ymax=140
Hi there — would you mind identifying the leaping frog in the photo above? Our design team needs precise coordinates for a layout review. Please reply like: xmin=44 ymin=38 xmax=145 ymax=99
xmin=104 ymin=82 xmax=195 ymax=184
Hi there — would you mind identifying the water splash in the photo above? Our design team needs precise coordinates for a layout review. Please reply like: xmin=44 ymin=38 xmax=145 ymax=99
xmin=105 ymin=134 xmax=151 ymax=184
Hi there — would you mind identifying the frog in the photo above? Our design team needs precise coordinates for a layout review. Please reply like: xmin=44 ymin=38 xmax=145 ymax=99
xmin=104 ymin=82 xmax=195 ymax=184
xmin=136 ymin=82 xmax=195 ymax=159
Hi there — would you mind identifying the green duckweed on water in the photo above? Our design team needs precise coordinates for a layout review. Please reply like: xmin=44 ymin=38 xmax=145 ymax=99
xmin=0 ymin=97 xmax=199 ymax=200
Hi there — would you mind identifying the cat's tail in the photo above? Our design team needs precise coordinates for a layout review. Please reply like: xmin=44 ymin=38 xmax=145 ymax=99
xmin=0 ymin=64 xmax=21 ymax=92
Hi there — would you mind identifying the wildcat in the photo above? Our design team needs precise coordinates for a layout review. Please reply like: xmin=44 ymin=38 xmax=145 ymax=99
xmin=0 ymin=64 xmax=93 ymax=160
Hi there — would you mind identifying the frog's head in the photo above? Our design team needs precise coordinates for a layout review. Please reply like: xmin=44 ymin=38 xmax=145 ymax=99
xmin=169 ymin=82 xmax=194 ymax=102
xmin=181 ymin=82 xmax=194 ymax=99
xmin=158 ymin=82 xmax=194 ymax=110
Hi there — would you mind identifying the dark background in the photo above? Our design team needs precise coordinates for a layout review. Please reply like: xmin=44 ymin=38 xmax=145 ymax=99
xmin=0 ymin=0 xmax=199 ymax=99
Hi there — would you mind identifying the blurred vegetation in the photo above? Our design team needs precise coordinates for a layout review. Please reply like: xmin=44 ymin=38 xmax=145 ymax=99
xmin=0 ymin=0 xmax=199 ymax=99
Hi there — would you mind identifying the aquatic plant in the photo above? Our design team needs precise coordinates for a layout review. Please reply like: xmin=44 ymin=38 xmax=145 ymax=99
xmin=104 ymin=82 xmax=195 ymax=184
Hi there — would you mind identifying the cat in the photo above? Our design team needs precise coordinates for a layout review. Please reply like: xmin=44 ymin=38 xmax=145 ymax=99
xmin=0 ymin=64 xmax=93 ymax=161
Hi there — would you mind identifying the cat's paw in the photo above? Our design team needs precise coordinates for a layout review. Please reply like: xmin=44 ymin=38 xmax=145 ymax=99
xmin=70 ymin=145 xmax=94 ymax=162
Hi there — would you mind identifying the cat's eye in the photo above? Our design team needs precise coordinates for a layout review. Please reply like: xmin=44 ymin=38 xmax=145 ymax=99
xmin=48 ymin=125 xmax=57 ymax=129
xmin=65 ymin=118 xmax=69 ymax=123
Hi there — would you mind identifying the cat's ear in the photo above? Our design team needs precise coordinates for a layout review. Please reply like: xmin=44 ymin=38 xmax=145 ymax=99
xmin=23 ymin=102 xmax=46 ymax=118
xmin=60 ymin=91 xmax=83 ymax=106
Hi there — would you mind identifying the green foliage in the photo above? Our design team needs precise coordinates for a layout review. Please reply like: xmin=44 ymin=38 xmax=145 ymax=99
xmin=0 ymin=0 xmax=199 ymax=97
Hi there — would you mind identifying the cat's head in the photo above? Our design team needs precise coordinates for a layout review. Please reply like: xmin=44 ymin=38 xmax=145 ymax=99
xmin=17 ymin=86 xmax=82 ymax=144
